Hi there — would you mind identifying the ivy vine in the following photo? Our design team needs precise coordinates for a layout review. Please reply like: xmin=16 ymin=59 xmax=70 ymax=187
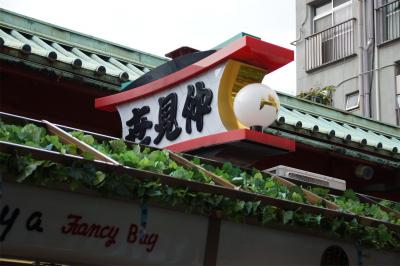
xmin=1 ymin=121 xmax=399 ymax=251
xmin=297 ymin=86 xmax=335 ymax=106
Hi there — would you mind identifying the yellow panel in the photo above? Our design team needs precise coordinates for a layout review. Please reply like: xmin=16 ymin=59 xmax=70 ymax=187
xmin=218 ymin=60 xmax=267 ymax=130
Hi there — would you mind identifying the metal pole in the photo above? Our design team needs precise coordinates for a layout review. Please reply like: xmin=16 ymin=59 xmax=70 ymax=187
xmin=358 ymin=0 xmax=366 ymax=116
xmin=374 ymin=0 xmax=381 ymax=120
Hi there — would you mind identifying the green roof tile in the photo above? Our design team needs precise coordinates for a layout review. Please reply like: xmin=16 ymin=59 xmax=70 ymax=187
xmin=275 ymin=92 xmax=400 ymax=157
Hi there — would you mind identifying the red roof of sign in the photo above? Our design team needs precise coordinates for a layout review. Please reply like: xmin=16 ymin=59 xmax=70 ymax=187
xmin=165 ymin=129 xmax=295 ymax=153
xmin=95 ymin=36 xmax=294 ymax=112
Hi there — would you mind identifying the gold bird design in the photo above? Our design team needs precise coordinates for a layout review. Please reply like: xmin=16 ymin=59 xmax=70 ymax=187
xmin=259 ymin=95 xmax=279 ymax=113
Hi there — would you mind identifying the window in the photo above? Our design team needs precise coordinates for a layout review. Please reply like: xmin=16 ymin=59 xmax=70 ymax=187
xmin=386 ymin=1 xmax=400 ymax=39
xmin=305 ymin=0 xmax=355 ymax=70
xmin=377 ymin=0 xmax=400 ymax=43
xmin=313 ymin=0 xmax=353 ymax=63
xmin=313 ymin=0 xmax=352 ymax=33
xmin=345 ymin=91 xmax=359 ymax=111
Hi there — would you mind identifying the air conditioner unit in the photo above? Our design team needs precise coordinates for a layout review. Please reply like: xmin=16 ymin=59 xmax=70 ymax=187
xmin=264 ymin=165 xmax=346 ymax=191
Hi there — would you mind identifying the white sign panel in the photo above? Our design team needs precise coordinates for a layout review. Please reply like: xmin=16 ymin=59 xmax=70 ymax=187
xmin=1 ymin=182 xmax=208 ymax=265
xmin=117 ymin=63 xmax=228 ymax=148
xmin=217 ymin=221 xmax=400 ymax=266
xmin=3 ymin=184 xmax=399 ymax=265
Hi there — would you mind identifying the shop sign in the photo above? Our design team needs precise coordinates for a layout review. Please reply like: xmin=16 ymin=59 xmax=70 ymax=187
xmin=1 ymin=182 xmax=208 ymax=265
xmin=118 ymin=64 xmax=223 ymax=147
xmin=96 ymin=37 xmax=295 ymax=148
xmin=116 ymin=60 xmax=267 ymax=148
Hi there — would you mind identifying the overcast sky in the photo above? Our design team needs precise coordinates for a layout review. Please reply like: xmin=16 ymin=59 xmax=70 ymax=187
xmin=0 ymin=0 xmax=297 ymax=94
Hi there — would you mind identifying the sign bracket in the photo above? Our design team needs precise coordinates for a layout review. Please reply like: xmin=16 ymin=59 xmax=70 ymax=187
xmin=43 ymin=120 xmax=120 ymax=165
xmin=168 ymin=151 xmax=237 ymax=189
xmin=268 ymin=173 xmax=341 ymax=211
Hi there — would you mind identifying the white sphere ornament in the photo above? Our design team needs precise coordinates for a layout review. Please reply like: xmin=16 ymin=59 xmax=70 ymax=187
xmin=233 ymin=83 xmax=280 ymax=128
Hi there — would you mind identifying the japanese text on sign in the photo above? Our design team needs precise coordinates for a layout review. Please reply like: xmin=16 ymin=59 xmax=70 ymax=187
xmin=125 ymin=81 xmax=213 ymax=145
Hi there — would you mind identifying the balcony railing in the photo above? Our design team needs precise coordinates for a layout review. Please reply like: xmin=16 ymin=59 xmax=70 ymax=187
xmin=305 ymin=19 xmax=355 ymax=71
xmin=376 ymin=0 xmax=400 ymax=44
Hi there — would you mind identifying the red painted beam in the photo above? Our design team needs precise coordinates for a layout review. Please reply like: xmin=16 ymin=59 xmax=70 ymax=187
xmin=165 ymin=129 xmax=295 ymax=153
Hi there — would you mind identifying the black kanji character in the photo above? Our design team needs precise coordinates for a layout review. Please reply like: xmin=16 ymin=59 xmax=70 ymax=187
xmin=154 ymin=93 xmax=182 ymax=144
xmin=182 ymin=81 xmax=213 ymax=134
xmin=125 ymin=106 xmax=153 ymax=145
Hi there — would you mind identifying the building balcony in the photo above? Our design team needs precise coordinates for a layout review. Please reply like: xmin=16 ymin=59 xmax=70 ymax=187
xmin=377 ymin=0 xmax=400 ymax=45
xmin=305 ymin=19 xmax=356 ymax=71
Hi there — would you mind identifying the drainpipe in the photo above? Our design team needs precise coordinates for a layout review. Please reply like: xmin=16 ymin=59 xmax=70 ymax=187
xmin=374 ymin=0 xmax=381 ymax=120
xmin=364 ymin=0 xmax=375 ymax=118
xmin=358 ymin=0 xmax=365 ymax=116
xmin=362 ymin=0 xmax=370 ymax=118
xmin=359 ymin=0 xmax=374 ymax=118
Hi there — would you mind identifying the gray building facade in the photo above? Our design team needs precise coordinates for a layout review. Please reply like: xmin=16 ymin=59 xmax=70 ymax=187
xmin=295 ymin=0 xmax=400 ymax=125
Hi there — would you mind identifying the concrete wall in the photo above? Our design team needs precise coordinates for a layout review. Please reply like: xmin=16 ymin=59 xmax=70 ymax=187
xmin=296 ymin=0 xmax=400 ymax=125
xmin=374 ymin=40 xmax=399 ymax=124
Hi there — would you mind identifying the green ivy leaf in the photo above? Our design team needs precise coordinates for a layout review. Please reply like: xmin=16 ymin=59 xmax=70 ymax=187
xmin=109 ymin=139 xmax=127 ymax=154
xmin=81 ymin=135 xmax=95 ymax=146
xmin=82 ymin=151 xmax=95 ymax=161
xmin=18 ymin=124 xmax=45 ymax=145
xmin=310 ymin=187 xmax=330 ymax=198
xmin=16 ymin=160 xmax=45 ymax=182
xmin=192 ymin=157 xmax=201 ymax=165
xmin=261 ymin=206 xmax=278 ymax=224
xmin=170 ymin=167 xmax=193 ymax=180
xmin=69 ymin=179 xmax=81 ymax=191
xmin=93 ymin=171 xmax=106 ymax=187
xmin=71 ymin=131 xmax=84 ymax=140
xmin=244 ymin=201 xmax=253 ymax=215
xmin=45 ymin=135 xmax=64 ymax=151
xmin=343 ymin=189 xmax=358 ymax=201
xmin=283 ymin=210 xmax=294 ymax=224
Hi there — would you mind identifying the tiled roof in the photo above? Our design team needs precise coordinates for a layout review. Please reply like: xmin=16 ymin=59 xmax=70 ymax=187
xmin=0 ymin=8 xmax=168 ymax=89
xmin=274 ymin=92 xmax=400 ymax=159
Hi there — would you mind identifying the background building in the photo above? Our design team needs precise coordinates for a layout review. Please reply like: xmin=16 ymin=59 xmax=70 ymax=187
xmin=295 ymin=0 xmax=400 ymax=125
